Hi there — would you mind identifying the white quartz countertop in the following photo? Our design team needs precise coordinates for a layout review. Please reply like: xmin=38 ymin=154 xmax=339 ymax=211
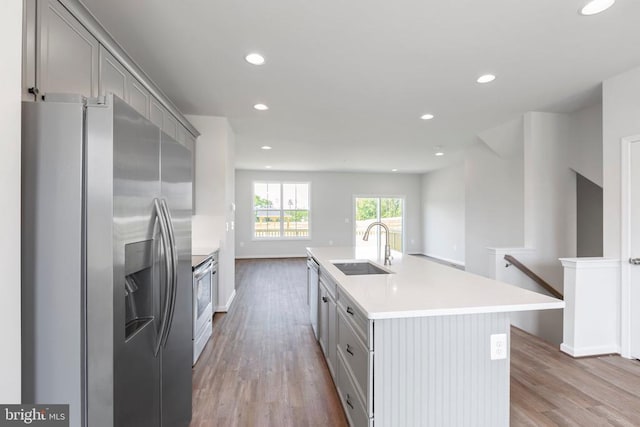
xmin=307 ymin=247 xmax=565 ymax=320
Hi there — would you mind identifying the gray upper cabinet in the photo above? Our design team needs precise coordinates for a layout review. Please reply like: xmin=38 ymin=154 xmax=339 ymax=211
xmin=99 ymin=45 xmax=150 ymax=119
xmin=99 ymin=45 xmax=127 ymax=100
xmin=149 ymin=97 xmax=165 ymax=129
xmin=23 ymin=0 xmax=37 ymax=101
xmin=37 ymin=0 xmax=99 ymax=99
xmin=177 ymin=125 xmax=197 ymax=213
xmin=127 ymin=77 xmax=150 ymax=118
xmin=163 ymin=113 xmax=178 ymax=139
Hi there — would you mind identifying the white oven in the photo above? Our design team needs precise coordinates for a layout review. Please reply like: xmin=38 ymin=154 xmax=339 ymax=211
xmin=192 ymin=254 xmax=214 ymax=364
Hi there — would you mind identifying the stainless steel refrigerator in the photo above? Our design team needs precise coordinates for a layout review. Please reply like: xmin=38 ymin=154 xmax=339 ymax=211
xmin=21 ymin=94 xmax=193 ymax=427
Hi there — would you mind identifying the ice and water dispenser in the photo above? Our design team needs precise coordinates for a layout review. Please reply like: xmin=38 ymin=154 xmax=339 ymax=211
xmin=124 ymin=239 xmax=156 ymax=341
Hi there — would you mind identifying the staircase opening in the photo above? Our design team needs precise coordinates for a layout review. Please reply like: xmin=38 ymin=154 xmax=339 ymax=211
xmin=576 ymin=173 xmax=603 ymax=257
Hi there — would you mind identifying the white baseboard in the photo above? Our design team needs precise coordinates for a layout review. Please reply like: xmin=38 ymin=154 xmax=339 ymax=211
xmin=560 ymin=342 xmax=620 ymax=358
xmin=215 ymin=289 xmax=236 ymax=312
xmin=235 ymin=254 xmax=306 ymax=259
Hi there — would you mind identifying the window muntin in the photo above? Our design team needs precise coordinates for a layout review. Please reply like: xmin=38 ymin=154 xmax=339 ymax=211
xmin=254 ymin=182 xmax=310 ymax=239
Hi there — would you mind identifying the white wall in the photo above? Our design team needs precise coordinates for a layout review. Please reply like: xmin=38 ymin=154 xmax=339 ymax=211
xmin=464 ymin=140 xmax=525 ymax=277
xmin=603 ymin=66 xmax=640 ymax=259
xmin=235 ymin=170 xmax=423 ymax=258
xmin=466 ymin=108 xmax=602 ymax=345
xmin=421 ymin=164 xmax=465 ymax=265
xmin=186 ymin=115 xmax=236 ymax=310
xmin=568 ymin=103 xmax=603 ymax=187
xmin=523 ymin=112 xmax=577 ymax=291
xmin=0 ymin=0 xmax=22 ymax=403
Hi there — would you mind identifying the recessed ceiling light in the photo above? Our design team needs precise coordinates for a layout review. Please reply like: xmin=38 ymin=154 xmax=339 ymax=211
xmin=265 ymin=165 xmax=272 ymax=169
xmin=254 ymin=103 xmax=269 ymax=111
xmin=245 ymin=53 xmax=265 ymax=65
xmin=420 ymin=114 xmax=434 ymax=120
xmin=580 ymin=0 xmax=615 ymax=15
xmin=261 ymin=145 xmax=272 ymax=150
xmin=477 ymin=74 xmax=496 ymax=84
xmin=434 ymin=145 xmax=445 ymax=156
xmin=391 ymin=168 xmax=398 ymax=172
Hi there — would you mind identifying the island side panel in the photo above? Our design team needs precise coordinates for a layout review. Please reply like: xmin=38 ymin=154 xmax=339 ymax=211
xmin=373 ymin=312 xmax=510 ymax=427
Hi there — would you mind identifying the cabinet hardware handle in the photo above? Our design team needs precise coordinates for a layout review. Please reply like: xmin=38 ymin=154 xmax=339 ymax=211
xmin=630 ymin=258 xmax=640 ymax=265
xmin=322 ymin=296 xmax=328 ymax=303
xmin=28 ymin=87 xmax=39 ymax=96
xmin=346 ymin=394 xmax=354 ymax=409
xmin=346 ymin=344 xmax=354 ymax=356
xmin=346 ymin=306 xmax=354 ymax=315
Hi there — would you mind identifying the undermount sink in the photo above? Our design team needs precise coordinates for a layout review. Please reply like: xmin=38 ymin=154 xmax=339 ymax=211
xmin=331 ymin=260 xmax=392 ymax=276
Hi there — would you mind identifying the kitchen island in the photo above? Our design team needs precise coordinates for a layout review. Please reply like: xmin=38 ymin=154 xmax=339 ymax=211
xmin=306 ymin=247 xmax=564 ymax=427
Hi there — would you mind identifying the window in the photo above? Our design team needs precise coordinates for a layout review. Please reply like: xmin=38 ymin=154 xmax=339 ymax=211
xmin=253 ymin=182 xmax=310 ymax=239
xmin=354 ymin=197 xmax=404 ymax=253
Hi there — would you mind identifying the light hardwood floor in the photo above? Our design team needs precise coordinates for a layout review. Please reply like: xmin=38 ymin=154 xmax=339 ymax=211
xmin=511 ymin=327 xmax=640 ymax=426
xmin=192 ymin=258 xmax=640 ymax=426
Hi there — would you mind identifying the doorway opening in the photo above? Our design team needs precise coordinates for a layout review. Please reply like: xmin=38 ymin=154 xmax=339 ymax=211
xmin=354 ymin=197 xmax=404 ymax=255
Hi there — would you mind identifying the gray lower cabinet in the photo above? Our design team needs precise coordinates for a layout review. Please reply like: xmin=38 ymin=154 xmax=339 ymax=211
xmin=336 ymin=292 xmax=373 ymax=426
xmin=318 ymin=275 xmax=337 ymax=378
xmin=315 ymin=268 xmax=510 ymax=427
xmin=316 ymin=270 xmax=372 ymax=426
xmin=35 ymin=0 xmax=100 ymax=99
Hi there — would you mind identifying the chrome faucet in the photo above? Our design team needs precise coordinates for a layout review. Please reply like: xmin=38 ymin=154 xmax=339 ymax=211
xmin=362 ymin=221 xmax=392 ymax=265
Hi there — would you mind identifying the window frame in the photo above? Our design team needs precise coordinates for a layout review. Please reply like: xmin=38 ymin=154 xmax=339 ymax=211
xmin=252 ymin=180 xmax=312 ymax=241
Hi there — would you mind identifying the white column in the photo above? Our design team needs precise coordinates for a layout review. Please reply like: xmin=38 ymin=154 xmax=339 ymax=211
xmin=560 ymin=258 xmax=620 ymax=357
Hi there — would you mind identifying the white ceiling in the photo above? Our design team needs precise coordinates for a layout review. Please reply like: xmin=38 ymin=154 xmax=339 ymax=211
xmin=80 ymin=0 xmax=640 ymax=173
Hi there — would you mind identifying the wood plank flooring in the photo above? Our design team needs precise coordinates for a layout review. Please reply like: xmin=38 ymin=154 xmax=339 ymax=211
xmin=192 ymin=258 xmax=640 ymax=426
xmin=511 ymin=327 xmax=640 ymax=426
xmin=191 ymin=258 xmax=348 ymax=427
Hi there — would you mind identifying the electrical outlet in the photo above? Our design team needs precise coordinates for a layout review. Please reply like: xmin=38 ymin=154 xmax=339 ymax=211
xmin=490 ymin=333 xmax=507 ymax=360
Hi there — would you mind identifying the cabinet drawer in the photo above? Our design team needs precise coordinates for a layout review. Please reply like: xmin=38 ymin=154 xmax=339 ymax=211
xmin=337 ymin=289 xmax=370 ymax=347
xmin=338 ymin=311 xmax=371 ymax=409
xmin=337 ymin=350 xmax=372 ymax=427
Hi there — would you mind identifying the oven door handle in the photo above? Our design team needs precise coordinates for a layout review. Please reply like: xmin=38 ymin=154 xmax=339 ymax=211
xmin=194 ymin=263 xmax=213 ymax=281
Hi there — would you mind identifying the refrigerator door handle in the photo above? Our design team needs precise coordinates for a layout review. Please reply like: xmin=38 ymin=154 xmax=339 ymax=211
xmin=154 ymin=198 xmax=173 ymax=356
xmin=160 ymin=198 xmax=179 ymax=348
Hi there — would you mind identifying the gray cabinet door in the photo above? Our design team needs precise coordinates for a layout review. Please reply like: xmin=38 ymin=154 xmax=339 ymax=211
xmin=22 ymin=0 xmax=37 ymax=100
xmin=319 ymin=284 xmax=329 ymax=357
xmin=99 ymin=45 xmax=127 ymax=100
xmin=163 ymin=112 xmax=178 ymax=139
xmin=100 ymin=46 xmax=150 ymax=119
xmin=328 ymin=295 xmax=337 ymax=377
xmin=38 ymin=0 xmax=99 ymax=98
xmin=149 ymin=97 xmax=165 ymax=129
xmin=127 ymin=77 xmax=150 ymax=118
xmin=183 ymin=131 xmax=197 ymax=214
